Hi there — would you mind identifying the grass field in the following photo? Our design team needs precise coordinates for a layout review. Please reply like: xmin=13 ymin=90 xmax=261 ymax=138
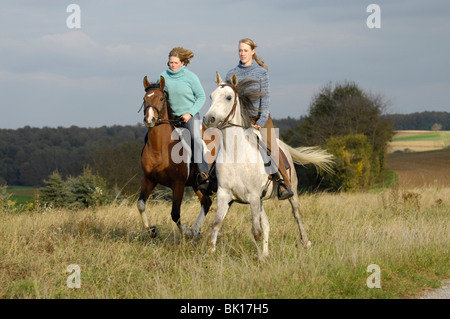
xmin=2 ymin=143 xmax=448 ymax=300
xmin=393 ymin=133 xmax=446 ymax=142
xmin=388 ymin=130 xmax=450 ymax=153
xmin=1 ymin=185 xmax=448 ymax=299
xmin=6 ymin=186 xmax=38 ymax=205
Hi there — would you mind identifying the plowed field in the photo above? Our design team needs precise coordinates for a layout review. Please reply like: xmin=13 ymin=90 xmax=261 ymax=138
xmin=386 ymin=149 xmax=450 ymax=188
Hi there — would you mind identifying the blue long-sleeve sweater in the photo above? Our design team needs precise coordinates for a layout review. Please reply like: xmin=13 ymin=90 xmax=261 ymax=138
xmin=159 ymin=66 xmax=206 ymax=117
xmin=226 ymin=60 xmax=270 ymax=127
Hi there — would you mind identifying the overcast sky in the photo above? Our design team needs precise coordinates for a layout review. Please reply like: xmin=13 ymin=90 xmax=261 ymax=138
xmin=1 ymin=0 xmax=449 ymax=129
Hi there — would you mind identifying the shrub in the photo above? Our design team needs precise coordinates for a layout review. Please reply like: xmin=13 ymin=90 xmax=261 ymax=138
xmin=0 ymin=184 xmax=12 ymax=210
xmin=40 ymin=168 xmax=110 ymax=209
xmin=40 ymin=172 xmax=72 ymax=208
xmin=68 ymin=167 xmax=110 ymax=208
xmin=323 ymin=134 xmax=374 ymax=192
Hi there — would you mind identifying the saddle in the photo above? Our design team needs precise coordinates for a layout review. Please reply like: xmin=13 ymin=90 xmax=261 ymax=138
xmin=256 ymin=135 xmax=290 ymax=173
xmin=141 ymin=115 xmax=188 ymax=157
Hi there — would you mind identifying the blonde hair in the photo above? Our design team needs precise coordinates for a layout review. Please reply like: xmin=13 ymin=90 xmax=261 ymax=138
xmin=168 ymin=47 xmax=194 ymax=66
xmin=239 ymin=38 xmax=268 ymax=71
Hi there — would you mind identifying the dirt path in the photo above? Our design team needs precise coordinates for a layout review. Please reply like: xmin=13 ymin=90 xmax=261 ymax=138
xmin=418 ymin=279 xmax=450 ymax=299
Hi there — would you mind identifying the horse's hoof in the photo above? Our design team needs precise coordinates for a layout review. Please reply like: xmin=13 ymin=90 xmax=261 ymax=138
xmin=206 ymin=243 xmax=216 ymax=255
xmin=258 ymin=255 xmax=268 ymax=263
xmin=184 ymin=228 xmax=195 ymax=239
xmin=149 ymin=226 xmax=157 ymax=238
xmin=305 ymin=240 xmax=312 ymax=249
xmin=193 ymin=231 xmax=202 ymax=240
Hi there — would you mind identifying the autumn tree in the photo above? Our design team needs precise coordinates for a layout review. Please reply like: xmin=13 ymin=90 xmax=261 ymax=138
xmin=285 ymin=81 xmax=394 ymax=190
xmin=90 ymin=141 xmax=143 ymax=196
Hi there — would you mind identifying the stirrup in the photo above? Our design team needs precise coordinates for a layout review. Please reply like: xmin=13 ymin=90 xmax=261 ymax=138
xmin=277 ymin=183 xmax=294 ymax=200
xmin=272 ymin=171 xmax=293 ymax=200
xmin=197 ymin=173 xmax=212 ymax=196
xmin=196 ymin=171 xmax=208 ymax=184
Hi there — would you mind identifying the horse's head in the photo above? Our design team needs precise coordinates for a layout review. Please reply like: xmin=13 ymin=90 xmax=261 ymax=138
xmin=203 ymin=72 xmax=240 ymax=128
xmin=142 ymin=76 xmax=168 ymax=128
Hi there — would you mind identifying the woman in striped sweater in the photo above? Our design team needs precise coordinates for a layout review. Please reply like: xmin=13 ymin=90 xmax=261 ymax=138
xmin=226 ymin=38 xmax=294 ymax=200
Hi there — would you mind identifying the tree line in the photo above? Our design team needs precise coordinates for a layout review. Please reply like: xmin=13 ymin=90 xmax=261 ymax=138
xmin=0 ymin=125 xmax=145 ymax=195
xmin=273 ymin=111 xmax=450 ymax=134
xmin=1 ymin=85 xmax=448 ymax=194
xmin=383 ymin=111 xmax=450 ymax=130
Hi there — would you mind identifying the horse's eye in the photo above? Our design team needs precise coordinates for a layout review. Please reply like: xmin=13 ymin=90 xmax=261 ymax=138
xmin=160 ymin=98 xmax=164 ymax=101
xmin=226 ymin=95 xmax=232 ymax=101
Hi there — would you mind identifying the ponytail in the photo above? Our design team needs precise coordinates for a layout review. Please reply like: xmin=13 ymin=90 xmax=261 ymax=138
xmin=253 ymin=54 xmax=268 ymax=71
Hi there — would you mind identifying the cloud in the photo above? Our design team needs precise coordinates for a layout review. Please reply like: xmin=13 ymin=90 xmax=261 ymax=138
xmin=0 ymin=31 xmax=168 ymax=78
xmin=1 ymin=1 xmax=450 ymax=129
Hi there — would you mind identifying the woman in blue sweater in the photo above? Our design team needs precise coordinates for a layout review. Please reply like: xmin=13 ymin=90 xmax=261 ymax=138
xmin=226 ymin=38 xmax=293 ymax=200
xmin=160 ymin=47 xmax=210 ymax=192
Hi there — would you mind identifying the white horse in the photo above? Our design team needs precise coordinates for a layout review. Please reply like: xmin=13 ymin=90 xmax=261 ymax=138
xmin=203 ymin=72 xmax=334 ymax=259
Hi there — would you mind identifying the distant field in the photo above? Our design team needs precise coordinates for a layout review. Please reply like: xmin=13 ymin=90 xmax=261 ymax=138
xmin=7 ymin=186 xmax=39 ymax=204
xmin=387 ymin=131 xmax=450 ymax=188
xmin=387 ymin=148 xmax=450 ymax=188
xmin=388 ymin=130 xmax=450 ymax=153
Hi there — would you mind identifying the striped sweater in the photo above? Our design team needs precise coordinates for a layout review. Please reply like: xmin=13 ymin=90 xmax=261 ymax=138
xmin=226 ymin=60 xmax=270 ymax=127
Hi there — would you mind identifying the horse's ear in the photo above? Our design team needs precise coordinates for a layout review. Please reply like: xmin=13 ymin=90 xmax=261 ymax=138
xmin=230 ymin=73 xmax=238 ymax=87
xmin=143 ymin=76 xmax=150 ymax=90
xmin=215 ymin=71 xmax=223 ymax=85
xmin=159 ymin=76 xmax=165 ymax=90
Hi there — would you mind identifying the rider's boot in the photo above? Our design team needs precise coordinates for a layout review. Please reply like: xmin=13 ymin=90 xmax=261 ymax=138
xmin=273 ymin=171 xmax=294 ymax=200
xmin=196 ymin=164 xmax=212 ymax=196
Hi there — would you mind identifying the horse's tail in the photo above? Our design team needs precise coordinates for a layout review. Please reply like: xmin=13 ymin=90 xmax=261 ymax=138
xmin=280 ymin=141 xmax=335 ymax=175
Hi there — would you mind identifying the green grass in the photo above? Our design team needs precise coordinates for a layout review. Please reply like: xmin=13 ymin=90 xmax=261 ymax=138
xmin=1 ymin=186 xmax=448 ymax=299
xmin=371 ymin=169 xmax=398 ymax=190
xmin=6 ymin=186 xmax=38 ymax=204
xmin=393 ymin=133 xmax=440 ymax=142
xmin=392 ymin=132 xmax=450 ymax=146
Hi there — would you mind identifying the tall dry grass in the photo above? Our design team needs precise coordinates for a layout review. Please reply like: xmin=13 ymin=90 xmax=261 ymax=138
xmin=0 ymin=186 xmax=448 ymax=299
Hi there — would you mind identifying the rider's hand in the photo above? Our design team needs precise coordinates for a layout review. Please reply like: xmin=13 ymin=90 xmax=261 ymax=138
xmin=181 ymin=113 xmax=192 ymax=123
xmin=253 ymin=124 xmax=262 ymax=130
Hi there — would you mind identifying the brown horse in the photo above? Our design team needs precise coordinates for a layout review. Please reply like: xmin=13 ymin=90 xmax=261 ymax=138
xmin=137 ymin=75 xmax=214 ymax=237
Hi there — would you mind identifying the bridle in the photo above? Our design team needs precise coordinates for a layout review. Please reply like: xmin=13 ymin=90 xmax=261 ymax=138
xmin=216 ymin=84 xmax=241 ymax=129
xmin=138 ymin=87 xmax=183 ymax=127
xmin=139 ymin=87 xmax=167 ymax=125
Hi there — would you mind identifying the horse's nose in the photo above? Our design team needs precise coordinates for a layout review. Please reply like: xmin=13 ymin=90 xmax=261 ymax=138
xmin=143 ymin=116 xmax=154 ymax=128
xmin=203 ymin=114 xmax=216 ymax=127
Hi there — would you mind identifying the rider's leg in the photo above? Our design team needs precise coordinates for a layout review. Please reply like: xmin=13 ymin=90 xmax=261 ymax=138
xmin=260 ymin=115 xmax=294 ymax=200
xmin=185 ymin=114 xmax=212 ymax=195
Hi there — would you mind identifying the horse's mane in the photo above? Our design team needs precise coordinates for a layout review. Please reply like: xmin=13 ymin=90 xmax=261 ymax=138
xmin=226 ymin=78 xmax=264 ymax=128
xmin=146 ymin=81 xmax=174 ymax=119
